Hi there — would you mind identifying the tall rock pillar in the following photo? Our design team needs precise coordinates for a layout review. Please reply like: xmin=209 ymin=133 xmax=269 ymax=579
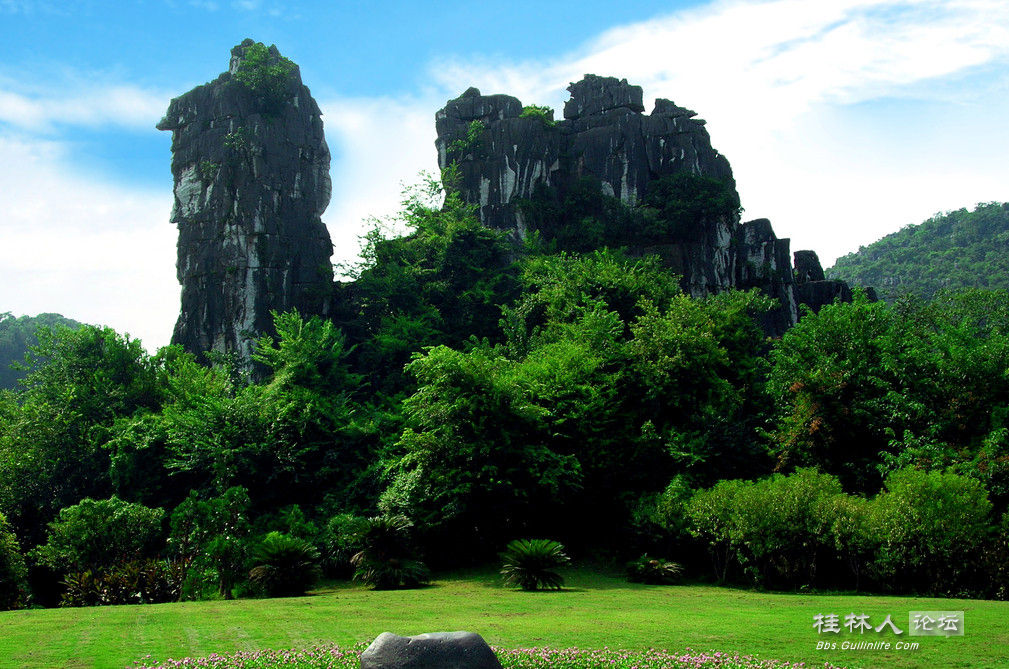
xmin=158 ymin=39 xmax=333 ymax=363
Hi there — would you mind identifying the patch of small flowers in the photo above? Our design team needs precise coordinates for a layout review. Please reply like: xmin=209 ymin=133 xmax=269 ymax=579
xmin=131 ymin=643 xmax=366 ymax=669
xmin=495 ymin=647 xmax=849 ymax=669
xmin=132 ymin=645 xmax=849 ymax=669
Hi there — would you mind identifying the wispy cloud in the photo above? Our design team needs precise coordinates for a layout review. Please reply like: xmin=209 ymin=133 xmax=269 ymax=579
xmin=429 ymin=0 xmax=1009 ymax=128
xmin=4 ymin=0 xmax=1009 ymax=351
xmin=0 ymin=134 xmax=177 ymax=347
xmin=319 ymin=95 xmax=442 ymax=270
xmin=406 ymin=0 xmax=1009 ymax=262
xmin=0 ymin=80 xmax=170 ymax=132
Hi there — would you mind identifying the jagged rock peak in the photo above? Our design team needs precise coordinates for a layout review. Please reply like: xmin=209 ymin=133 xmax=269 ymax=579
xmin=435 ymin=75 xmax=858 ymax=335
xmin=794 ymin=250 xmax=826 ymax=283
xmin=563 ymin=74 xmax=645 ymax=119
xmin=158 ymin=40 xmax=333 ymax=367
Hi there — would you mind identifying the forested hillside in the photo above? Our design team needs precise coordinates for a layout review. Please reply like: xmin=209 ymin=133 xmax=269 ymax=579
xmin=0 ymin=313 xmax=82 ymax=390
xmin=3 ymin=180 xmax=1009 ymax=611
xmin=827 ymin=201 xmax=1009 ymax=301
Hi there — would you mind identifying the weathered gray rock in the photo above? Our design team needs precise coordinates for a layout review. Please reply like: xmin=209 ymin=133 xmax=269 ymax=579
xmin=792 ymin=249 xmax=854 ymax=315
xmin=158 ymin=39 xmax=333 ymax=365
xmin=436 ymin=75 xmax=737 ymax=298
xmin=794 ymin=250 xmax=826 ymax=283
xmin=563 ymin=74 xmax=644 ymax=119
xmin=436 ymin=75 xmax=854 ymax=334
xmin=360 ymin=631 xmax=502 ymax=669
xmin=736 ymin=219 xmax=798 ymax=334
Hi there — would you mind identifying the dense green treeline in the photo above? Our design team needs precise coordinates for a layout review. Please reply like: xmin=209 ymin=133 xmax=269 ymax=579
xmin=2 ymin=178 xmax=1009 ymax=610
xmin=0 ymin=312 xmax=82 ymax=390
xmin=827 ymin=201 xmax=1009 ymax=301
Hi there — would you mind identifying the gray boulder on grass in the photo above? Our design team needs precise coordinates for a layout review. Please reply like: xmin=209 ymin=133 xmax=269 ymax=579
xmin=360 ymin=631 xmax=502 ymax=669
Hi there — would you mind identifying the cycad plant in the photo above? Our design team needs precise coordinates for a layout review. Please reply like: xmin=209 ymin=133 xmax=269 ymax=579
xmin=350 ymin=515 xmax=430 ymax=590
xmin=626 ymin=554 xmax=683 ymax=585
xmin=500 ymin=538 xmax=570 ymax=591
xmin=248 ymin=531 xmax=321 ymax=597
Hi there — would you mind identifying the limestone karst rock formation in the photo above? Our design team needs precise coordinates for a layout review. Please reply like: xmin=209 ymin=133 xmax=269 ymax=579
xmin=160 ymin=47 xmax=856 ymax=360
xmin=435 ymin=75 xmax=853 ymax=333
xmin=158 ymin=39 xmax=333 ymax=363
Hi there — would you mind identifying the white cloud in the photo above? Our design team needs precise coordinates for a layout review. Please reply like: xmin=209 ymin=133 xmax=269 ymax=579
xmin=5 ymin=0 xmax=1009 ymax=355
xmin=319 ymin=95 xmax=442 ymax=272
xmin=0 ymin=84 xmax=169 ymax=132
xmin=415 ymin=0 xmax=1009 ymax=264
xmin=0 ymin=134 xmax=178 ymax=350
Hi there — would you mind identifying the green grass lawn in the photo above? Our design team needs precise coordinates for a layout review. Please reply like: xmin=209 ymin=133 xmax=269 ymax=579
xmin=1 ymin=568 xmax=1006 ymax=669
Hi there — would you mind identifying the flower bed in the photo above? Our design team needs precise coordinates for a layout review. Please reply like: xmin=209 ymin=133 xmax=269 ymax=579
xmin=133 ymin=644 xmax=849 ymax=669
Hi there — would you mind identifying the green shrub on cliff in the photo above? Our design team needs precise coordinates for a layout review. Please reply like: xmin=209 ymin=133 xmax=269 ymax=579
xmin=232 ymin=40 xmax=296 ymax=110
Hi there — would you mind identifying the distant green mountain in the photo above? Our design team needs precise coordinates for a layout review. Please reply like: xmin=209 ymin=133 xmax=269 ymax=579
xmin=0 ymin=313 xmax=83 ymax=390
xmin=827 ymin=202 xmax=1009 ymax=302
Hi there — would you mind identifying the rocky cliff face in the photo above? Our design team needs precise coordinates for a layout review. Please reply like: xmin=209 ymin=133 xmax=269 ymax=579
xmin=436 ymin=75 xmax=851 ymax=332
xmin=158 ymin=40 xmax=333 ymax=363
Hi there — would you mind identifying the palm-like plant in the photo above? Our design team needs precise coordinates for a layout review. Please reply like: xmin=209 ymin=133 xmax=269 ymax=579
xmin=500 ymin=538 xmax=570 ymax=591
xmin=626 ymin=554 xmax=683 ymax=584
xmin=248 ymin=531 xmax=321 ymax=597
xmin=350 ymin=515 xmax=430 ymax=590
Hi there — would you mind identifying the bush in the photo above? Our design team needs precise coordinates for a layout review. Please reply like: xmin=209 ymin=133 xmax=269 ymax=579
xmin=500 ymin=538 xmax=570 ymax=591
xmin=687 ymin=469 xmax=848 ymax=589
xmin=248 ymin=532 xmax=321 ymax=598
xmin=350 ymin=515 xmax=429 ymax=590
xmin=60 ymin=559 xmax=184 ymax=607
xmin=626 ymin=555 xmax=683 ymax=585
xmin=685 ymin=478 xmax=748 ymax=583
xmin=168 ymin=488 xmax=251 ymax=600
xmin=519 ymin=104 xmax=555 ymax=127
xmin=321 ymin=513 xmax=369 ymax=578
xmin=629 ymin=476 xmax=694 ymax=559
xmin=231 ymin=40 xmax=295 ymax=110
xmin=32 ymin=497 xmax=164 ymax=573
xmin=869 ymin=467 xmax=992 ymax=595
xmin=0 ymin=512 xmax=28 ymax=609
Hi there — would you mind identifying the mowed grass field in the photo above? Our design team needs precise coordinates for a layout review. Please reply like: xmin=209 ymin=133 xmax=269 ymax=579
xmin=1 ymin=568 xmax=1006 ymax=669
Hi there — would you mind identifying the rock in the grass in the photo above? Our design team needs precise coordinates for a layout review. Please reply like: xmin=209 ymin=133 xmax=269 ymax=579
xmin=360 ymin=631 xmax=502 ymax=669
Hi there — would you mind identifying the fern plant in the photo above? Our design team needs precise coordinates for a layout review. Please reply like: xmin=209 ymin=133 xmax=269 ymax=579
xmin=500 ymin=538 xmax=570 ymax=591
xmin=248 ymin=532 xmax=321 ymax=597
xmin=350 ymin=515 xmax=430 ymax=590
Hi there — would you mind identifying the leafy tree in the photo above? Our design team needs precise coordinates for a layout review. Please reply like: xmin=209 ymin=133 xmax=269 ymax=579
xmin=0 ymin=312 xmax=82 ymax=390
xmin=518 ymin=172 xmax=740 ymax=251
xmin=320 ymin=513 xmax=369 ymax=578
xmin=168 ymin=487 xmax=251 ymax=600
xmin=685 ymin=478 xmax=748 ymax=583
xmin=0 ymin=326 xmax=166 ymax=546
xmin=638 ymin=172 xmax=741 ymax=242
xmin=382 ymin=251 xmax=773 ymax=558
xmin=379 ymin=344 xmax=580 ymax=558
xmin=519 ymin=105 xmax=556 ymax=127
xmin=766 ymin=292 xmax=918 ymax=491
xmin=338 ymin=174 xmax=520 ymax=396
xmin=769 ymin=288 xmax=1009 ymax=499
xmin=231 ymin=40 xmax=296 ymax=111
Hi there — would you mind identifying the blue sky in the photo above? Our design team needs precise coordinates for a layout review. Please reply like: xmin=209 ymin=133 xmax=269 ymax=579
xmin=3 ymin=0 xmax=1009 ymax=350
